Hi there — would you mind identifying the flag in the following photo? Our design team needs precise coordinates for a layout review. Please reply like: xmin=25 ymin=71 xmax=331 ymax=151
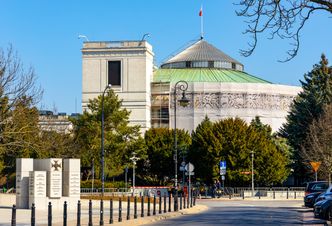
xmin=199 ymin=6 xmax=203 ymax=16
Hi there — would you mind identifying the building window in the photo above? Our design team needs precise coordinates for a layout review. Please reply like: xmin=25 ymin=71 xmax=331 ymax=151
xmin=231 ymin=62 xmax=236 ymax=70
xmin=185 ymin=61 xmax=192 ymax=68
xmin=108 ymin=61 xmax=121 ymax=86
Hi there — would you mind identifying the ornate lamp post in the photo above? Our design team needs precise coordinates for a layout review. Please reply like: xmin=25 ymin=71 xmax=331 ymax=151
xmin=100 ymin=84 xmax=111 ymax=225
xmin=173 ymin=80 xmax=189 ymax=211
xmin=130 ymin=152 xmax=140 ymax=195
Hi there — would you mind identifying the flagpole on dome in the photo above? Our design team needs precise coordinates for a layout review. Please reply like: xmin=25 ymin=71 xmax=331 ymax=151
xmin=199 ymin=5 xmax=204 ymax=39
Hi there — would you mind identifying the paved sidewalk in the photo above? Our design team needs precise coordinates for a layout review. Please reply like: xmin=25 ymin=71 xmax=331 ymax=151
xmin=0 ymin=196 xmax=206 ymax=226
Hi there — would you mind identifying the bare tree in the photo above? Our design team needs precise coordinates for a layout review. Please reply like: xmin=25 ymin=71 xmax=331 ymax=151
xmin=301 ymin=104 xmax=332 ymax=183
xmin=236 ymin=0 xmax=332 ymax=62
xmin=0 ymin=45 xmax=43 ymax=167
xmin=0 ymin=45 xmax=42 ymax=107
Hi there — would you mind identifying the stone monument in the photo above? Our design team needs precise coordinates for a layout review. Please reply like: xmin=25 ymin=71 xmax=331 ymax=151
xmin=16 ymin=158 xmax=80 ymax=210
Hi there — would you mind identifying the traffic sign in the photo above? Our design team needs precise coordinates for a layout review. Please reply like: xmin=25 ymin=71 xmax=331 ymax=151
xmin=220 ymin=160 xmax=226 ymax=169
xmin=220 ymin=169 xmax=226 ymax=175
xmin=221 ymin=175 xmax=225 ymax=180
xmin=220 ymin=160 xmax=226 ymax=175
xmin=185 ymin=163 xmax=194 ymax=172
xmin=185 ymin=172 xmax=195 ymax=176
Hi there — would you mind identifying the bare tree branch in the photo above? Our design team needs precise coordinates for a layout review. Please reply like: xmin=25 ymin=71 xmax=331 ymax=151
xmin=301 ymin=104 xmax=332 ymax=182
xmin=236 ymin=0 xmax=332 ymax=61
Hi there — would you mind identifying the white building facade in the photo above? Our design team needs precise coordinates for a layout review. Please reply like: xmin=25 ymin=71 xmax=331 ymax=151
xmin=82 ymin=39 xmax=301 ymax=133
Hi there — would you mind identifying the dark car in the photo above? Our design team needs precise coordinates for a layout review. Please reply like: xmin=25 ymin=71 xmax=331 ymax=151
xmin=315 ymin=184 xmax=332 ymax=203
xmin=304 ymin=192 xmax=324 ymax=207
xmin=305 ymin=181 xmax=329 ymax=196
xmin=314 ymin=199 xmax=332 ymax=220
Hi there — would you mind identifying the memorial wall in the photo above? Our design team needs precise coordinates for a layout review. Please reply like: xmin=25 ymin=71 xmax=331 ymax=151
xmin=16 ymin=158 xmax=80 ymax=210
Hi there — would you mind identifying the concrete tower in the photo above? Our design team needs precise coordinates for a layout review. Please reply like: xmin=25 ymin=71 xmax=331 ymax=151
xmin=82 ymin=40 xmax=154 ymax=132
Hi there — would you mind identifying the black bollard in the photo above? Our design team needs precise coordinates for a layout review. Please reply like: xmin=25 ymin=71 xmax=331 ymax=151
xmin=164 ymin=194 xmax=167 ymax=213
xmin=153 ymin=195 xmax=156 ymax=215
xmin=134 ymin=197 xmax=137 ymax=219
xmin=109 ymin=199 xmax=113 ymax=224
xmin=294 ymin=191 xmax=297 ymax=199
xmin=48 ymin=202 xmax=52 ymax=226
xmin=88 ymin=200 xmax=93 ymax=226
xmin=77 ymin=200 xmax=81 ymax=226
xmin=168 ymin=194 xmax=171 ymax=212
xmin=147 ymin=195 xmax=151 ymax=216
xmin=173 ymin=192 xmax=177 ymax=211
xmin=127 ymin=196 xmax=130 ymax=220
xmin=229 ymin=193 xmax=231 ymax=199
xmin=242 ymin=190 xmax=245 ymax=199
xmin=141 ymin=196 xmax=144 ymax=217
xmin=11 ymin=204 xmax=16 ymax=226
xmin=118 ymin=198 xmax=122 ymax=222
xmin=100 ymin=199 xmax=104 ymax=226
xmin=63 ymin=201 xmax=67 ymax=226
xmin=287 ymin=188 xmax=289 ymax=199
xmin=273 ymin=190 xmax=275 ymax=199
xmin=183 ymin=193 xmax=186 ymax=209
xmin=259 ymin=190 xmax=261 ymax=199
xmin=159 ymin=194 xmax=162 ymax=214
xmin=174 ymin=192 xmax=178 ymax=211
xmin=31 ymin=203 xmax=35 ymax=226
xmin=194 ymin=193 xmax=196 ymax=206
xmin=179 ymin=193 xmax=182 ymax=210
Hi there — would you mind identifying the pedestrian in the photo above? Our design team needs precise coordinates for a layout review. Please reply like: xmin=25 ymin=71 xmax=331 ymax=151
xmin=212 ymin=180 xmax=217 ymax=198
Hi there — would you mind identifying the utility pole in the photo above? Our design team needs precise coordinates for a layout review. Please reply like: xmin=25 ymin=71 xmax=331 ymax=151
xmin=251 ymin=150 xmax=254 ymax=197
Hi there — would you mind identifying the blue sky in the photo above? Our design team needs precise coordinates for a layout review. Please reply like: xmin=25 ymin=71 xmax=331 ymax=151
xmin=1 ymin=1 xmax=331 ymax=114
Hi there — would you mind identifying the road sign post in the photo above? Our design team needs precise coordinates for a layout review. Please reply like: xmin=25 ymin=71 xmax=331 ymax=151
xmin=219 ymin=161 xmax=226 ymax=188
xmin=185 ymin=163 xmax=194 ymax=206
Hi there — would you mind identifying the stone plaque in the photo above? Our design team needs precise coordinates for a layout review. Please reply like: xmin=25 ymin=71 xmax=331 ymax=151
xmin=29 ymin=171 xmax=46 ymax=197
xmin=69 ymin=172 xmax=80 ymax=196
xmin=48 ymin=171 xmax=62 ymax=198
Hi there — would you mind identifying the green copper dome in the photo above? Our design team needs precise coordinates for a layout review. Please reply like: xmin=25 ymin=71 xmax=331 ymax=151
xmin=155 ymin=39 xmax=270 ymax=84
xmin=153 ymin=68 xmax=271 ymax=83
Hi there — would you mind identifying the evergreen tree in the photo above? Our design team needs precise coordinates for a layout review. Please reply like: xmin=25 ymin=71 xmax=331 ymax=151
xmin=280 ymin=55 xmax=332 ymax=184
xmin=188 ymin=116 xmax=221 ymax=184
xmin=71 ymin=89 xmax=144 ymax=179
xmin=188 ymin=117 xmax=290 ymax=186
xmin=140 ymin=127 xmax=191 ymax=185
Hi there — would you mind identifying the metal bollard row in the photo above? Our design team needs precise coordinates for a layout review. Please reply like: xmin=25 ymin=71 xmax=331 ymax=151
xmin=10 ymin=193 xmax=196 ymax=226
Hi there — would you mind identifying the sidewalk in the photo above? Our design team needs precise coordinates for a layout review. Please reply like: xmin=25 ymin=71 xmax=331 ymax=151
xmin=0 ymin=196 xmax=207 ymax=226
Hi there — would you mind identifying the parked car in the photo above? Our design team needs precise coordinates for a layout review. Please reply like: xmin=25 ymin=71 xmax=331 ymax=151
xmin=305 ymin=181 xmax=329 ymax=196
xmin=304 ymin=192 xmax=325 ymax=208
xmin=314 ymin=199 xmax=332 ymax=220
xmin=315 ymin=184 xmax=332 ymax=203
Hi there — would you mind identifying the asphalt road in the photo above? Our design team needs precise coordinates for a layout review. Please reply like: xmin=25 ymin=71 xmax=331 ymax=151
xmin=145 ymin=199 xmax=321 ymax=226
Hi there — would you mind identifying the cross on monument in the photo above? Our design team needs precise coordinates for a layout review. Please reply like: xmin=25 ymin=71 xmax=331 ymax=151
xmin=52 ymin=160 xmax=62 ymax=171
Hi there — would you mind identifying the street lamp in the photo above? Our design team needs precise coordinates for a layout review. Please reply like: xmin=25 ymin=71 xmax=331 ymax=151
xmin=130 ymin=152 xmax=140 ymax=195
xmin=101 ymin=84 xmax=112 ymax=197
xmin=251 ymin=150 xmax=254 ymax=197
xmin=100 ymin=84 xmax=111 ymax=226
xmin=173 ymin=80 xmax=189 ymax=211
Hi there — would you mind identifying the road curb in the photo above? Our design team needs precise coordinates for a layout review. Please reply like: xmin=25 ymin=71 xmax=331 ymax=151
xmin=113 ymin=204 xmax=208 ymax=226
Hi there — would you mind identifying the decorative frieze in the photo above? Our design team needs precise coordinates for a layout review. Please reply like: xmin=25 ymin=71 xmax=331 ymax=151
xmin=168 ymin=92 xmax=295 ymax=111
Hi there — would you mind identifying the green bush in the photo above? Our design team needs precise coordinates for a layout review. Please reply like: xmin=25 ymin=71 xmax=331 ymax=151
xmin=81 ymin=180 xmax=125 ymax=188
